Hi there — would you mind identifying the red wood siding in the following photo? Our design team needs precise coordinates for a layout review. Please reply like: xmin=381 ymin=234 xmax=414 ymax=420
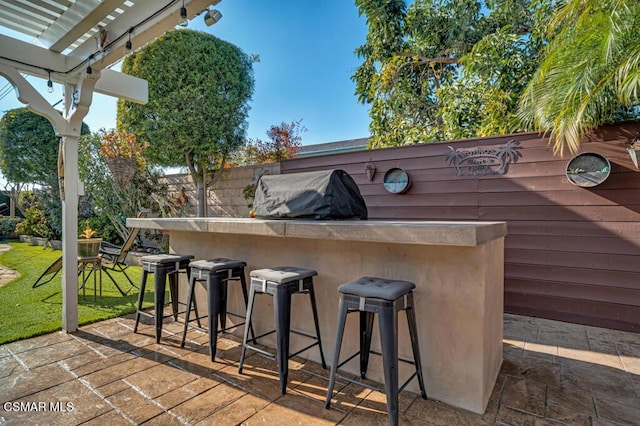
xmin=281 ymin=122 xmax=640 ymax=332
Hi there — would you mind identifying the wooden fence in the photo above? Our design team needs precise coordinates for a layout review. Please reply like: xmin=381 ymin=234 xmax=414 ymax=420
xmin=279 ymin=122 xmax=640 ymax=332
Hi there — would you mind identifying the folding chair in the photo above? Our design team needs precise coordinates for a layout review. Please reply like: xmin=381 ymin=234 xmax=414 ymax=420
xmin=99 ymin=210 xmax=149 ymax=296
xmin=32 ymin=256 xmax=63 ymax=288
xmin=32 ymin=255 xmax=101 ymax=296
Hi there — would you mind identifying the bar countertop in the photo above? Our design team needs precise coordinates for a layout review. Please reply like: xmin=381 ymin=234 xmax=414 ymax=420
xmin=127 ymin=217 xmax=507 ymax=247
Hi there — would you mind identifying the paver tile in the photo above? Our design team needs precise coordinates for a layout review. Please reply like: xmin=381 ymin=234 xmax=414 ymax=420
xmin=561 ymin=359 xmax=637 ymax=401
xmin=155 ymin=376 xmax=220 ymax=410
xmin=195 ymin=393 xmax=269 ymax=425
xmin=9 ymin=379 xmax=110 ymax=425
xmin=495 ymin=405 xmax=538 ymax=426
xmin=0 ymin=313 xmax=637 ymax=425
xmin=500 ymin=376 xmax=546 ymax=417
xmin=15 ymin=338 xmax=91 ymax=369
xmin=96 ymin=379 xmax=131 ymax=398
xmin=169 ymin=383 xmax=246 ymax=424
xmin=0 ymin=363 xmax=75 ymax=402
xmin=0 ymin=356 xmax=24 ymax=379
xmin=106 ymin=387 xmax=164 ymax=424
xmin=79 ymin=409 xmax=131 ymax=425
xmin=125 ymin=362 xmax=198 ymax=398
xmin=3 ymin=331 xmax=72 ymax=354
xmin=594 ymin=395 xmax=640 ymax=425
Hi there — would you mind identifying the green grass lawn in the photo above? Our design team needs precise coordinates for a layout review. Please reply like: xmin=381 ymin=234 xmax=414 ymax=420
xmin=0 ymin=242 xmax=156 ymax=344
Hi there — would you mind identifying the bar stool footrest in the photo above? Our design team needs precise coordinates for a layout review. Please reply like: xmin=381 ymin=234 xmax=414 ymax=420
xmin=246 ymin=328 xmax=322 ymax=360
xmin=137 ymin=305 xmax=191 ymax=321
xmin=336 ymin=350 xmax=417 ymax=371
xmin=242 ymin=343 xmax=277 ymax=361
xmin=333 ymin=370 xmax=421 ymax=396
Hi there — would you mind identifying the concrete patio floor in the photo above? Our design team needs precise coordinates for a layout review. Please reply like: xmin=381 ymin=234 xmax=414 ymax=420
xmin=1 ymin=313 xmax=639 ymax=425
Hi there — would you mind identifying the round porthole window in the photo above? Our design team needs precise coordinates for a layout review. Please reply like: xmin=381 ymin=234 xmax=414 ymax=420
xmin=383 ymin=167 xmax=411 ymax=194
xmin=566 ymin=152 xmax=611 ymax=188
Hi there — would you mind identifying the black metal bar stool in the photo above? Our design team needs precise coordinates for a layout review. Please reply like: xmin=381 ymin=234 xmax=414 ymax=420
xmin=134 ymin=253 xmax=195 ymax=343
xmin=238 ymin=266 xmax=327 ymax=394
xmin=325 ymin=277 xmax=427 ymax=426
xmin=180 ymin=258 xmax=256 ymax=361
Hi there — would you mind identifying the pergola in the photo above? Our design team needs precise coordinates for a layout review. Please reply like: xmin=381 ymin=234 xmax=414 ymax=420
xmin=0 ymin=0 xmax=220 ymax=332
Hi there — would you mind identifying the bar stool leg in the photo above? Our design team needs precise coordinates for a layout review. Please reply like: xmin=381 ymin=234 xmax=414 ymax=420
xmin=183 ymin=267 xmax=200 ymax=328
xmin=181 ymin=272 xmax=197 ymax=348
xmin=274 ymin=287 xmax=292 ymax=394
xmin=308 ymin=283 xmax=327 ymax=369
xmin=360 ymin=311 xmax=375 ymax=378
xmin=325 ymin=297 xmax=348 ymax=409
xmin=133 ymin=270 xmax=148 ymax=333
xmin=154 ymin=270 xmax=167 ymax=343
xmin=169 ymin=271 xmax=179 ymax=320
xmin=208 ymin=275 xmax=222 ymax=361
xmin=378 ymin=306 xmax=400 ymax=426
xmin=219 ymin=280 xmax=228 ymax=332
xmin=239 ymin=273 xmax=256 ymax=342
xmin=406 ymin=296 xmax=427 ymax=399
xmin=238 ymin=285 xmax=257 ymax=374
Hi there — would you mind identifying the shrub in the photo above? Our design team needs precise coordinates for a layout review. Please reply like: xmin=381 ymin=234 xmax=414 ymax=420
xmin=0 ymin=217 xmax=21 ymax=238
xmin=15 ymin=206 xmax=56 ymax=240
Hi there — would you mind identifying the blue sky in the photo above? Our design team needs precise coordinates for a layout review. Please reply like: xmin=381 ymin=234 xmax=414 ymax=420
xmin=0 ymin=0 xmax=371 ymax=146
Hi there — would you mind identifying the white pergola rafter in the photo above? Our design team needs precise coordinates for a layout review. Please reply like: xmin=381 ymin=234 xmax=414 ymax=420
xmin=0 ymin=0 xmax=220 ymax=332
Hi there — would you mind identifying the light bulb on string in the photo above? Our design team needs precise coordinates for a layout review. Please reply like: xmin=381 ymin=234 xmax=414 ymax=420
xmin=125 ymin=28 xmax=133 ymax=56
xmin=179 ymin=0 xmax=188 ymax=27
xmin=46 ymin=70 xmax=53 ymax=93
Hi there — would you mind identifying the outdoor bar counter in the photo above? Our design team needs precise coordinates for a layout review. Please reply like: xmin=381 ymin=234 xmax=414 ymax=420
xmin=128 ymin=217 xmax=507 ymax=414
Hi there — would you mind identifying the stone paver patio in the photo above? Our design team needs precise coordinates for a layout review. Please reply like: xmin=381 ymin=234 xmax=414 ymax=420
xmin=1 ymin=313 xmax=639 ymax=425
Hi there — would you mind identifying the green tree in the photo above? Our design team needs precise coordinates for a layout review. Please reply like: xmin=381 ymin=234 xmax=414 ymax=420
xmin=79 ymin=129 xmax=176 ymax=242
xmin=117 ymin=30 xmax=255 ymax=216
xmin=0 ymin=108 xmax=89 ymax=237
xmin=353 ymin=0 xmax=553 ymax=148
xmin=0 ymin=108 xmax=60 ymax=186
xmin=518 ymin=0 xmax=640 ymax=155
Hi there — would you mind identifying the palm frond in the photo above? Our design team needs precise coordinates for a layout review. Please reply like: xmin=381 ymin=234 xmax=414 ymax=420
xmin=518 ymin=0 xmax=640 ymax=155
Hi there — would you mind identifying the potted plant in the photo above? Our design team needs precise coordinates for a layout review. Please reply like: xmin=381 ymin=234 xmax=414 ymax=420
xmin=100 ymin=129 xmax=148 ymax=189
xmin=627 ymin=131 xmax=640 ymax=170
xmin=243 ymin=182 xmax=256 ymax=218
xmin=77 ymin=221 xmax=102 ymax=259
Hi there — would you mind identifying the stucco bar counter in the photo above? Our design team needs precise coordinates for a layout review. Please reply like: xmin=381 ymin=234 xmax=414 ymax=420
xmin=128 ymin=217 xmax=507 ymax=414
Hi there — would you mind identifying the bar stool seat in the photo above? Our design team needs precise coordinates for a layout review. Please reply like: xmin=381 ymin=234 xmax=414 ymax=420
xmin=238 ymin=266 xmax=327 ymax=394
xmin=180 ymin=258 xmax=255 ymax=361
xmin=338 ymin=277 xmax=416 ymax=300
xmin=325 ymin=276 xmax=427 ymax=426
xmin=134 ymin=253 xmax=194 ymax=343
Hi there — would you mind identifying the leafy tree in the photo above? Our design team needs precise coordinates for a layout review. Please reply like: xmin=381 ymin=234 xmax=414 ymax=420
xmin=518 ymin=0 xmax=640 ymax=155
xmin=79 ymin=129 xmax=177 ymax=242
xmin=0 ymin=108 xmax=89 ymax=237
xmin=353 ymin=0 xmax=554 ymax=148
xmin=118 ymin=30 xmax=255 ymax=216
xmin=0 ymin=108 xmax=59 ymax=186
xmin=237 ymin=120 xmax=306 ymax=165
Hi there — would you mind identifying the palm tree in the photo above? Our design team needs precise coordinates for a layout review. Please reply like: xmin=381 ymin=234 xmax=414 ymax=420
xmin=518 ymin=0 xmax=640 ymax=156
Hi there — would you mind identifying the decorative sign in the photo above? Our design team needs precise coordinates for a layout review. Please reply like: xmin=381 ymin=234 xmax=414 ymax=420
xmin=445 ymin=139 xmax=521 ymax=176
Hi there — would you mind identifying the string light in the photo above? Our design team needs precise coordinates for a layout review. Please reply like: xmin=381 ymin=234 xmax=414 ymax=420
xmin=1 ymin=1 xmax=185 ymax=86
xmin=46 ymin=69 xmax=53 ymax=93
xmin=179 ymin=0 xmax=188 ymax=27
xmin=125 ymin=27 xmax=133 ymax=55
